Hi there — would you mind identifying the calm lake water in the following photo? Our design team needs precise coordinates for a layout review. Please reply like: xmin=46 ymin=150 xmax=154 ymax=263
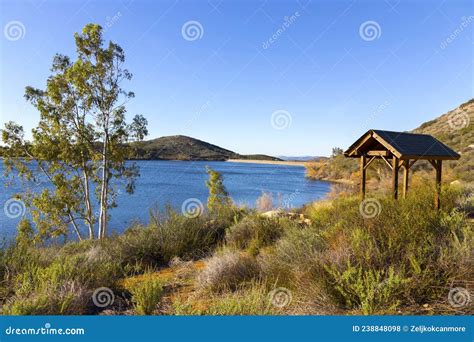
xmin=0 ymin=161 xmax=331 ymax=239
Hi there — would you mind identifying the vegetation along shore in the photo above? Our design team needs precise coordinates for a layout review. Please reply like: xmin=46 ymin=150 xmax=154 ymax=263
xmin=0 ymin=24 xmax=472 ymax=316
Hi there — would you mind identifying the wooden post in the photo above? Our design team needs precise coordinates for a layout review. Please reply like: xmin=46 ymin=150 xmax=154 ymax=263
xmin=435 ymin=160 xmax=442 ymax=210
xmin=360 ymin=155 xmax=366 ymax=199
xmin=403 ymin=160 xmax=409 ymax=199
xmin=392 ymin=156 xmax=399 ymax=199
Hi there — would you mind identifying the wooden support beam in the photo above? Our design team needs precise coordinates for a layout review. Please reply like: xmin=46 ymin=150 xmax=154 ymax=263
xmin=364 ymin=156 xmax=376 ymax=170
xmin=392 ymin=156 xmax=399 ymax=199
xmin=435 ymin=160 xmax=442 ymax=210
xmin=428 ymin=160 xmax=438 ymax=169
xmin=408 ymin=159 xmax=418 ymax=170
xmin=381 ymin=155 xmax=393 ymax=170
xmin=367 ymin=150 xmax=390 ymax=156
xmin=403 ymin=160 xmax=409 ymax=199
xmin=360 ymin=155 xmax=366 ymax=199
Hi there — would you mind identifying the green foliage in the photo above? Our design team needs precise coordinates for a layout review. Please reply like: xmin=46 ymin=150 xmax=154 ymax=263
xmin=324 ymin=264 xmax=406 ymax=314
xmin=109 ymin=208 xmax=235 ymax=270
xmin=262 ymin=184 xmax=473 ymax=314
xmin=2 ymin=288 xmax=78 ymax=315
xmin=16 ymin=219 xmax=35 ymax=247
xmin=413 ymin=99 xmax=473 ymax=183
xmin=225 ymin=215 xmax=288 ymax=255
xmin=305 ymin=153 xmax=358 ymax=181
xmin=128 ymin=115 xmax=149 ymax=141
xmin=173 ymin=283 xmax=275 ymax=315
xmin=206 ymin=167 xmax=231 ymax=212
xmin=331 ymin=147 xmax=344 ymax=157
xmin=130 ymin=277 xmax=164 ymax=315
xmin=0 ymin=183 xmax=471 ymax=315
xmin=1 ymin=23 xmax=148 ymax=240
xmin=0 ymin=239 xmax=123 ymax=315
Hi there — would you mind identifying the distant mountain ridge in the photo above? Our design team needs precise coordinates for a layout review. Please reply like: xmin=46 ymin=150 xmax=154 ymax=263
xmin=129 ymin=135 xmax=281 ymax=161
xmin=279 ymin=156 xmax=327 ymax=162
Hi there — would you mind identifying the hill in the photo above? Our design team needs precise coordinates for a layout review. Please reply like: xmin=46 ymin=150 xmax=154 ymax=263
xmin=306 ymin=99 xmax=474 ymax=183
xmin=129 ymin=135 xmax=280 ymax=161
xmin=412 ymin=99 xmax=473 ymax=182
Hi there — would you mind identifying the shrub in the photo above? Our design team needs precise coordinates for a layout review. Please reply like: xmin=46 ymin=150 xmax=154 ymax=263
xmin=2 ymin=280 xmax=86 ymax=315
xmin=259 ymin=225 xmax=326 ymax=287
xmin=130 ymin=277 xmax=164 ymax=315
xmin=264 ymin=184 xmax=473 ymax=314
xmin=16 ymin=219 xmax=35 ymax=247
xmin=256 ymin=192 xmax=273 ymax=212
xmin=173 ymin=283 xmax=275 ymax=315
xmin=225 ymin=215 xmax=287 ymax=254
xmin=0 ymin=243 xmax=123 ymax=315
xmin=197 ymin=250 xmax=260 ymax=292
xmin=324 ymin=264 xmax=407 ymax=314
xmin=109 ymin=207 xmax=239 ymax=270
xmin=206 ymin=167 xmax=232 ymax=213
xmin=305 ymin=152 xmax=358 ymax=182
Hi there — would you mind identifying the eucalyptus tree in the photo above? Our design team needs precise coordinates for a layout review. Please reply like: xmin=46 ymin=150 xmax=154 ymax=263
xmin=1 ymin=24 xmax=147 ymax=240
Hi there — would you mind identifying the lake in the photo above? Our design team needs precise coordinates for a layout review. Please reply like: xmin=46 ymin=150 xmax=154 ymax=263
xmin=0 ymin=161 xmax=331 ymax=239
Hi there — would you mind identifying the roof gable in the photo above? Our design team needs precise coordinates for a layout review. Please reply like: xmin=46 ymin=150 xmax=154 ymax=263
xmin=345 ymin=129 xmax=460 ymax=160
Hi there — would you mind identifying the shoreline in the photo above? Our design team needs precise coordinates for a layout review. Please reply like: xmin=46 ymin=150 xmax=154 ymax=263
xmin=226 ymin=159 xmax=307 ymax=167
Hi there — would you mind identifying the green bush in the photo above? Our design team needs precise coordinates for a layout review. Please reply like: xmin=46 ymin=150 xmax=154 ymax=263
xmin=1 ymin=182 xmax=471 ymax=315
xmin=108 ymin=207 xmax=238 ymax=270
xmin=173 ymin=283 xmax=275 ymax=315
xmin=1 ymin=242 xmax=122 ymax=315
xmin=225 ymin=215 xmax=288 ymax=255
xmin=263 ymin=184 xmax=473 ymax=314
xmin=2 ymin=281 xmax=84 ymax=315
xmin=0 ymin=205 xmax=243 ymax=315
xmin=130 ymin=277 xmax=164 ymax=315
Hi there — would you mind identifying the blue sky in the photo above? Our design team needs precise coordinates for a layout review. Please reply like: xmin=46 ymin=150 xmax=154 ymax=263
xmin=0 ymin=0 xmax=472 ymax=156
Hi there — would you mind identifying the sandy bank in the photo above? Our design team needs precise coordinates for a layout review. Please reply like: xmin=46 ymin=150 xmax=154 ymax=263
xmin=226 ymin=159 xmax=307 ymax=167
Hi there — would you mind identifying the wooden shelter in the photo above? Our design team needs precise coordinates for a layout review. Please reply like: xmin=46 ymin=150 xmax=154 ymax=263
xmin=344 ymin=130 xmax=460 ymax=209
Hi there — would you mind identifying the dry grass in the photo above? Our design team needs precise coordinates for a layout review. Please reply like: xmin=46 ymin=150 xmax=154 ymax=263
xmin=197 ymin=250 xmax=261 ymax=293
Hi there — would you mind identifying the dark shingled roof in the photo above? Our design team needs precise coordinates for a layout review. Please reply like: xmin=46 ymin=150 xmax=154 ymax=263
xmin=345 ymin=129 xmax=460 ymax=160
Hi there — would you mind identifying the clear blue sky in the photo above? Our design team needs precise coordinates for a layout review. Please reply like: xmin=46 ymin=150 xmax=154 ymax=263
xmin=0 ymin=0 xmax=472 ymax=156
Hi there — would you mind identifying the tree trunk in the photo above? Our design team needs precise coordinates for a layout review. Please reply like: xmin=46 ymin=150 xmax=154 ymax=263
xmin=98 ymin=128 xmax=109 ymax=239
xmin=68 ymin=212 xmax=83 ymax=241
xmin=82 ymin=165 xmax=94 ymax=239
